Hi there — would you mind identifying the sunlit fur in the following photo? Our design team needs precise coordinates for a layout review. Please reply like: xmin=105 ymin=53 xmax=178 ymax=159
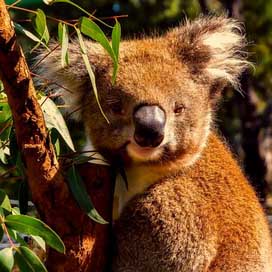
xmin=37 ymin=15 xmax=272 ymax=272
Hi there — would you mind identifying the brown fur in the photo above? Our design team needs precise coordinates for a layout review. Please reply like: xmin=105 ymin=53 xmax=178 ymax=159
xmin=36 ymin=15 xmax=272 ymax=271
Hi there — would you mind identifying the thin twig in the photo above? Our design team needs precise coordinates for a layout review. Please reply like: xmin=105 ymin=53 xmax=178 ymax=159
xmin=31 ymin=72 xmax=74 ymax=94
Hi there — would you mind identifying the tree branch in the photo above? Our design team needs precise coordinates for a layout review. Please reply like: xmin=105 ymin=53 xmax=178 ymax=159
xmin=0 ymin=2 xmax=113 ymax=271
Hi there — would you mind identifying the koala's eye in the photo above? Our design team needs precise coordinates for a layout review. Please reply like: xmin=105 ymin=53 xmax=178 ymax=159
xmin=174 ymin=103 xmax=185 ymax=115
xmin=110 ymin=102 xmax=125 ymax=115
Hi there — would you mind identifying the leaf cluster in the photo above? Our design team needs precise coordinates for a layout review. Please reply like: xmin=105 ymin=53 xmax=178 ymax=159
xmin=0 ymin=190 xmax=64 ymax=272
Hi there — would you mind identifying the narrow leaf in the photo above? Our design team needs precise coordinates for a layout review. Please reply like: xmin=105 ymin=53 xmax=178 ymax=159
xmin=31 ymin=236 xmax=46 ymax=251
xmin=79 ymin=17 xmax=118 ymax=84
xmin=13 ymin=23 xmax=49 ymax=50
xmin=75 ymin=28 xmax=109 ymax=123
xmin=0 ymin=102 xmax=11 ymax=123
xmin=112 ymin=20 xmax=121 ymax=59
xmin=79 ymin=17 xmax=115 ymax=61
xmin=8 ymin=229 xmax=28 ymax=247
xmin=32 ymin=9 xmax=50 ymax=44
xmin=111 ymin=20 xmax=121 ymax=83
xmin=0 ymin=248 xmax=14 ymax=272
xmin=50 ymin=128 xmax=61 ymax=156
xmin=0 ymin=148 xmax=7 ymax=164
xmin=58 ymin=23 xmax=69 ymax=68
xmin=15 ymin=246 xmax=46 ymax=272
xmin=5 ymin=215 xmax=65 ymax=253
xmin=67 ymin=165 xmax=108 ymax=224
xmin=0 ymin=190 xmax=12 ymax=212
xmin=39 ymin=96 xmax=75 ymax=151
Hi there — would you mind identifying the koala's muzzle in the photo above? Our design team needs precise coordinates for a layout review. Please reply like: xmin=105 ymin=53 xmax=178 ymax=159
xmin=133 ymin=105 xmax=166 ymax=147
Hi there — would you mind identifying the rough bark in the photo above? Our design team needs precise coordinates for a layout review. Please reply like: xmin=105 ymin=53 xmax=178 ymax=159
xmin=0 ymin=2 xmax=113 ymax=271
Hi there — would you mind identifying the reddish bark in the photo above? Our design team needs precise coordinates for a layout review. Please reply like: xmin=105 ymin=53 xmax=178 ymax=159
xmin=0 ymin=2 xmax=113 ymax=271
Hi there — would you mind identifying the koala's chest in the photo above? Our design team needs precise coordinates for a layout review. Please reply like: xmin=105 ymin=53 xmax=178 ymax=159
xmin=113 ymin=166 xmax=163 ymax=220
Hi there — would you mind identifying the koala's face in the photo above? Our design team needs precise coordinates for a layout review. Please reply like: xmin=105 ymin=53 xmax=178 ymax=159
xmin=40 ymin=16 xmax=248 ymax=167
xmin=82 ymin=39 xmax=212 ymax=167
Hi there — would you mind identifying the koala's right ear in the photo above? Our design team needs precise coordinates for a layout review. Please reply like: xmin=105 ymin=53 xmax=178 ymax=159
xmin=166 ymin=15 xmax=250 ymax=91
xmin=34 ymin=41 xmax=106 ymax=120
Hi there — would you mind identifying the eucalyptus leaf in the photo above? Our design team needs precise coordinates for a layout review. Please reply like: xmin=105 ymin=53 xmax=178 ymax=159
xmin=50 ymin=128 xmax=61 ymax=156
xmin=0 ymin=248 xmax=14 ymax=272
xmin=111 ymin=20 xmax=121 ymax=82
xmin=5 ymin=215 xmax=65 ymax=253
xmin=39 ymin=96 xmax=75 ymax=151
xmin=13 ymin=23 xmax=49 ymax=50
xmin=0 ymin=102 xmax=11 ymax=123
xmin=31 ymin=235 xmax=46 ymax=251
xmin=79 ymin=17 xmax=118 ymax=84
xmin=8 ymin=229 xmax=28 ymax=247
xmin=67 ymin=165 xmax=108 ymax=224
xmin=75 ymin=28 xmax=109 ymax=123
xmin=79 ymin=17 xmax=115 ymax=61
xmin=32 ymin=9 xmax=50 ymax=44
xmin=0 ymin=189 xmax=11 ymax=212
xmin=58 ymin=23 xmax=69 ymax=68
xmin=15 ymin=246 xmax=47 ymax=272
xmin=0 ymin=147 xmax=7 ymax=164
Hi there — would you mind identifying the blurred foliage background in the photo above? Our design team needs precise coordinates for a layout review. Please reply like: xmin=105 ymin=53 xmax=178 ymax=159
xmin=3 ymin=0 xmax=272 ymax=210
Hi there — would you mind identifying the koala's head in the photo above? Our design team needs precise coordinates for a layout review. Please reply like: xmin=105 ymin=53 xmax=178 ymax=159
xmin=38 ymin=16 xmax=249 ymax=167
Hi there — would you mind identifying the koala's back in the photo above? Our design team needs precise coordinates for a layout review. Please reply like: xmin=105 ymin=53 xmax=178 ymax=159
xmin=113 ymin=133 xmax=272 ymax=272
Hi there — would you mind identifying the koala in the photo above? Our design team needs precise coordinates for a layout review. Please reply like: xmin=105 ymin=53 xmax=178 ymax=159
xmin=38 ymin=15 xmax=272 ymax=271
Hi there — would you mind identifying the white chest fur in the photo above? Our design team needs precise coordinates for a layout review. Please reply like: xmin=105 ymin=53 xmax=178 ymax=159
xmin=113 ymin=165 xmax=163 ymax=220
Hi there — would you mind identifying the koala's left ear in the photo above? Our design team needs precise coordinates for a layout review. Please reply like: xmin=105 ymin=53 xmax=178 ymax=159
xmin=166 ymin=15 xmax=250 ymax=90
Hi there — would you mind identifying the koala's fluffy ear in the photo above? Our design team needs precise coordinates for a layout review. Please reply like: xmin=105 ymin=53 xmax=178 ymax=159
xmin=34 ymin=41 xmax=106 ymax=120
xmin=166 ymin=15 xmax=250 ymax=90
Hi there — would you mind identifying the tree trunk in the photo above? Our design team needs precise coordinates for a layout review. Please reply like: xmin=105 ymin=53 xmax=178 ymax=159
xmin=0 ymin=2 xmax=113 ymax=271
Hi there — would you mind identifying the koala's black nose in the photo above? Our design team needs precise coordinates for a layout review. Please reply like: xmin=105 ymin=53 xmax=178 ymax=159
xmin=133 ymin=105 xmax=166 ymax=147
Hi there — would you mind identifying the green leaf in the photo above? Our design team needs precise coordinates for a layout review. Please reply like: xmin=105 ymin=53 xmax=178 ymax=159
xmin=58 ymin=23 xmax=69 ymax=68
xmin=111 ymin=20 xmax=121 ymax=82
xmin=13 ymin=23 xmax=49 ymax=50
xmin=79 ymin=17 xmax=118 ymax=84
xmin=0 ymin=147 xmax=7 ymax=164
xmin=8 ymin=229 xmax=28 ymax=247
xmin=112 ymin=20 xmax=121 ymax=59
xmin=39 ymin=96 xmax=75 ymax=151
xmin=0 ymin=248 xmax=14 ymax=272
xmin=75 ymin=28 xmax=109 ymax=123
xmin=67 ymin=165 xmax=108 ymax=224
xmin=31 ymin=235 xmax=46 ymax=251
xmin=0 ymin=80 xmax=4 ymax=92
xmin=0 ymin=102 xmax=11 ymax=124
xmin=0 ymin=189 xmax=12 ymax=213
xmin=15 ymin=246 xmax=46 ymax=272
xmin=11 ymin=207 xmax=20 ymax=215
xmin=5 ymin=215 xmax=65 ymax=253
xmin=0 ymin=101 xmax=12 ymax=143
xmin=80 ymin=17 xmax=115 ymax=60
xmin=50 ymin=128 xmax=61 ymax=156
xmin=32 ymin=9 xmax=50 ymax=44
